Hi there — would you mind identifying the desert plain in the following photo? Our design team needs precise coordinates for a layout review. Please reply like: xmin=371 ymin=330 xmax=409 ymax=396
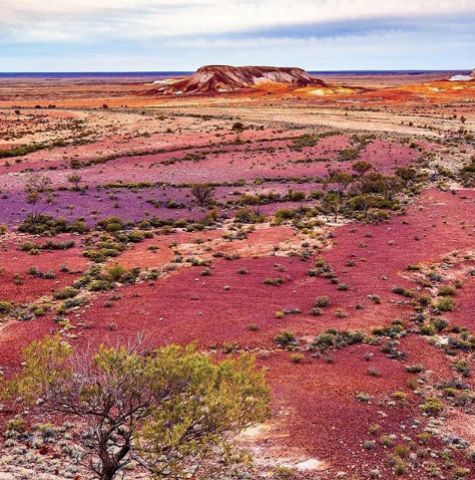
xmin=0 ymin=68 xmax=474 ymax=479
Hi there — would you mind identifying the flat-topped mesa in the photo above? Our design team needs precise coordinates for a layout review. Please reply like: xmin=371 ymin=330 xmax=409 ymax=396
xmin=153 ymin=65 xmax=326 ymax=95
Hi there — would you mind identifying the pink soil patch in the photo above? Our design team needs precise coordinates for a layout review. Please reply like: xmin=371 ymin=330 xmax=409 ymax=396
xmin=0 ymin=316 xmax=55 ymax=366
xmin=445 ymin=275 xmax=475 ymax=331
xmin=260 ymin=347 xmax=425 ymax=477
xmin=446 ymin=410 xmax=475 ymax=445
xmin=398 ymin=335 xmax=453 ymax=379
xmin=0 ymin=129 xmax=300 ymax=190
xmin=212 ymin=225 xmax=296 ymax=257
xmin=116 ymin=230 xmax=222 ymax=269
xmin=0 ymin=235 xmax=88 ymax=303
xmin=2 ymin=135 xmax=422 ymax=194
xmin=0 ymin=127 xmax=288 ymax=178
xmin=321 ymin=189 xmax=475 ymax=312
xmin=56 ymin=255 xmax=411 ymax=351
xmin=358 ymin=139 xmax=419 ymax=174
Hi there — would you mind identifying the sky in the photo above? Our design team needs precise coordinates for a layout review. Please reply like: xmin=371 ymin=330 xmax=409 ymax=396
xmin=1 ymin=0 xmax=474 ymax=72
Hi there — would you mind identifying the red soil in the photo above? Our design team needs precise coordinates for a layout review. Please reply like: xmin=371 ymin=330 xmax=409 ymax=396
xmin=0 ymin=315 xmax=55 ymax=366
xmin=64 ymin=255 xmax=317 ymax=351
xmin=0 ymin=235 xmax=88 ymax=303
xmin=19 ymin=189 xmax=470 ymax=355
xmin=0 ymin=189 xmax=473 ymax=477
xmin=2 ymin=188 xmax=473 ymax=360
xmin=116 ymin=230 xmax=222 ymax=269
xmin=398 ymin=335 xmax=453 ymax=379
xmin=322 ymin=188 xmax=475 ymax=307
xmin=445 ymin=275 xmax=475 ymax=330
xmin=261 ymin=347 xmax=430 ymax=478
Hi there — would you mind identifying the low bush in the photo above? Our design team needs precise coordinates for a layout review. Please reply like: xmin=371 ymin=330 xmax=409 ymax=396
xmin=434 ymin=296 xmax=455 ymax=312
xmin=0 ymin=300 xmax=13 ymax=316
xmin=311 ymin=329 xmax=366 ymax=352
xmin=53 ymin=286 xmax=79 ymax=300
xmin=420 ymin=397 xmax=444 ymax=416
xmin=19 ymin=215 xmax=87 ymax=236
xmin=314 ymin=296 xmax=330 ymax=308
xmin=274 ymin=330 xmax=298 ymax=348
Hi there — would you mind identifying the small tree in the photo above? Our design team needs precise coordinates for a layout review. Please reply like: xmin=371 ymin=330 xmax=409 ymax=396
xmin=347 ymin=193 xmax=373 ymax=217
xmin=328 ymin=170 xmax=353 ymax=194
xmin=191 ymin=183 xmax=215 ymax=207
xmin=352 ymin=160 xmax=373 ymax=177
xmin=8 ymin=336 xmax=269 ymax=480
xmin=24 ymin=174 xmax=53 ymax=221
xmin=320 ymin=170 xmax=352 ymax=222
xmin=320 ymin=192 xmax=345 ymax=222
xmin=68 ymin=173 xmax=82 ymax=191
xmin=395 ymin=166 xmax=417 ymax=186
xmin=382 ymin=176 xmax=402 ymax=202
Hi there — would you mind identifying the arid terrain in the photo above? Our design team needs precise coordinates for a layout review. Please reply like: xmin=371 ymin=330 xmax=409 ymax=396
xmin=0 ymin=67 xmax=474 ymax=479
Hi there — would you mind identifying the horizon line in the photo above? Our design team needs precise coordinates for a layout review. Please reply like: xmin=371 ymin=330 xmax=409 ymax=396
xmin=0 ymin=68 xmax=471 ymax=74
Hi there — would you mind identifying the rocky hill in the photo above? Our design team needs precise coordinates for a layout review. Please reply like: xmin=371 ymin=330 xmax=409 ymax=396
xmin=152 ymin=65 xmax=325 ymax=95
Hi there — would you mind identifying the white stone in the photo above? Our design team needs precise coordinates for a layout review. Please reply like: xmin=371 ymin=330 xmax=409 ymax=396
xmin=294 ymin=458 xmax=324 ymax=471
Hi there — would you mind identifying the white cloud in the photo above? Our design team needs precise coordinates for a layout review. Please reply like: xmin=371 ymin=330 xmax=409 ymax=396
xmin=2 ymin=26 xmax=470 ymax=72
xmin=2 ymin=0 xmax=475 ymax=42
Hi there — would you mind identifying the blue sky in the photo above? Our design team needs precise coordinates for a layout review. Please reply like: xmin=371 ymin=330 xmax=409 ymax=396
xmin=1 ymin=0 xmax=474 ymax=71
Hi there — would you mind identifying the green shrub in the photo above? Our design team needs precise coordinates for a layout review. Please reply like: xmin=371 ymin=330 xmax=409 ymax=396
xmin=434 ymin=296 xmax=454 ymax=312
xmin=314 ymin=296 xmax=330 ymax=308
xmin=0 ymin=300 xmax=13 ymax=316
xmin=453 ymin=359 xmax=470 ymax=376
xmin=392 ymin=286 xmax=416 ymax=298
xmin=106 ymin=263 xmax=127 ymax=282
xmin=127 ymin=230 xmax=145 ymax=243
xmin=234 ymin=208 xmax=266 ymax=224
xmin=438 ymin=285 xmax=456 ymax=296
xmin=88 ymin=280 xmax=113 ymax=292
xmin=372 ymin=321 xmax=406 ymax=339
xmin=286 ymin=189 xmax=306 ymax=201
xmin=431 ymin=317 xmax=449 ymax=332
xmin=420 ymin=323 xmax=437 ymax=336
xmin=5 ymin=417 xmax=25 ymax=432
xmin=53 ymin=287 xmax=79 ymax=300
xmin=406 ymin=364 xmax=425 ymax=373
xmin=334 ymin=308 xmax=348 ymax=318
xmin=274 ymin=331 xmax=298 ymax=348
xmin=420 ymin=397 xmax=444 ymax=416
xmin=311 ymin=329 xmax=365 ymax=352
xmin=275 ymin=208 xmax=297 ymax=221
xmin=19 ymin=215 xmax=70 ymax=236
xmin=9 ymin=337 xmax=269 ymax=480
xmin=379 ymin=434 xmax=395 ymax=447
xmin=97 ymin=216 xmax=124 ymax=232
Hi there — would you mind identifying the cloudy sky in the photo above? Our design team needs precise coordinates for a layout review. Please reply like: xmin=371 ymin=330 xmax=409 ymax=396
xmin=1 ymin=0 xmax=474 ymax=71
